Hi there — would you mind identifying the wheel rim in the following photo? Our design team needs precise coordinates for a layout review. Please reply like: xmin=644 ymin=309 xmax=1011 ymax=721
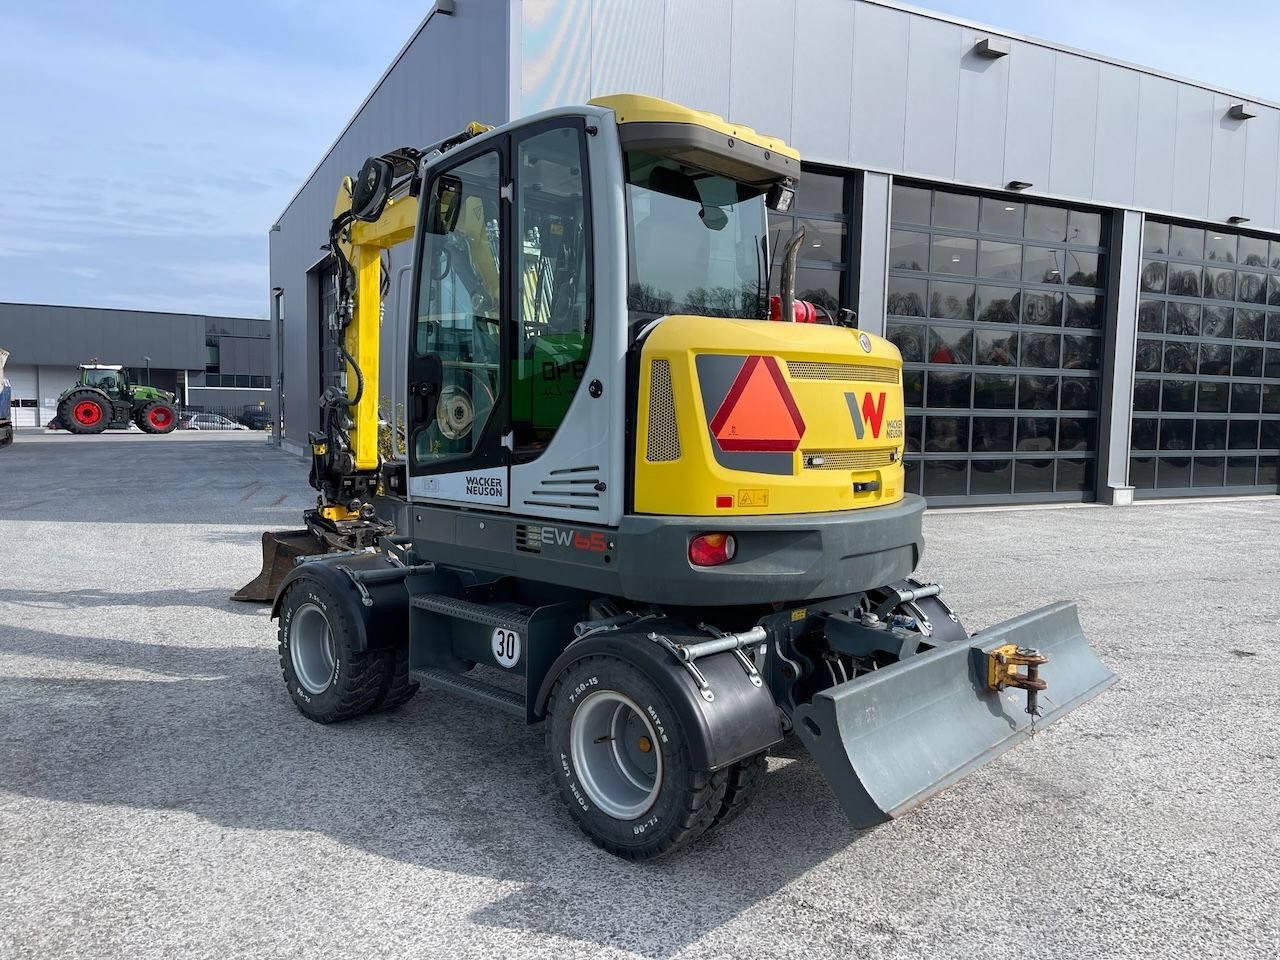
xmin=290 ymin=603 xmax=336 ymax=694
xmin=148 ymin=407 xmax=172 ymax=428
xmin=570 ymin=690 xmax=663 ymax=820
xmin=73 ymin=401 xmax=102 ymax=425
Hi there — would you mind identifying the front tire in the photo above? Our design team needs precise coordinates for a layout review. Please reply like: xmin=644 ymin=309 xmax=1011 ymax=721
xmin=277 ymin=579 xmax=389 ymax=723
xmin=546 ymin=655 xmax=727 ymax=860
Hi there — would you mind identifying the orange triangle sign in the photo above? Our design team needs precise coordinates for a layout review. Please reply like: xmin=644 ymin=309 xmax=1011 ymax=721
xmin=709 ymin=355 xmax=805 ymax=452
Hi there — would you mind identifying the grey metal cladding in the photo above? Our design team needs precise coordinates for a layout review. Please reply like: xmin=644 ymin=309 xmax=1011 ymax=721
xmin=1171 ymin=85 xmax=1215 ymax=221
xmin=590 ymin=0 xmax=663 ymax=99
xmin=849 ymin=2 xmax=908 ymax=171
xmin=1000 ymin=40 xmax=1056 ymax=194
xmin=792 ymin=0 xmax=854 ymax=163
xmin=1091 ymin=64 xmax=1141 ymax=206
xmin=1047 ymin=55 xmax=1099 ymax=200
xmin=1209 ymin=93 xmax=1248 ymax=221
xmin=902 ymin=16 xmax=961 ymax=181
xmin=1242 ymin=106 xmax=1280 ymax=226
xmin=0 ymin=303 xmax=206 ymax=368
xmin=1133 ymin=73 xmax=1179 ymax=212
xmin=954 ymin=27 xmax=1011 ymax=186
xmin=728 ymin=0 xmax=795 ymax=144
xmin=542 ymin=2 xmax=1280 ymax=231
xmin=659 ymin=0 xmax=731 ymax=117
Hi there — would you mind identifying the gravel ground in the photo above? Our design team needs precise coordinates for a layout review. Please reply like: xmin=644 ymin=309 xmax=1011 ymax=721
xmin=1 ymin=431 xmax=1277 ymax=960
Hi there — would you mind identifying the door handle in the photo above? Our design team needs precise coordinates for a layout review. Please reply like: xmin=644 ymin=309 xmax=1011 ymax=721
xmin=410 ymin=356 xmax=444 ymax=424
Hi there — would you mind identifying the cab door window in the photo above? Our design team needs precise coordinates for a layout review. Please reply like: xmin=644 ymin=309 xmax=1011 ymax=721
xmin=412 ymin=150 xmax=503 ymax=468
xmin=511 ymin=122 xmax=592 ymax=460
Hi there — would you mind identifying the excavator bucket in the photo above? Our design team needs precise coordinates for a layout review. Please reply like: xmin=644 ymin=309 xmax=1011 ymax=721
xmin=794 ymin=601 xmax=1115 ymax=827
xmin=231 ymin=529 xmax=326 ymax=603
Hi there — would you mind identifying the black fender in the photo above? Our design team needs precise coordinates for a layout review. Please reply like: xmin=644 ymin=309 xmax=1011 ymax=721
xmin=534 ymin=628 xmax=784 ymax=772
xmin=269 ymin=552 xmax=409 ymax=654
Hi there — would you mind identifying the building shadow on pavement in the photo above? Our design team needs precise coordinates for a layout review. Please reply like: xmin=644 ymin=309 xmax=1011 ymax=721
xmin=0 ymin=587 xmax=266 ymax=616
xmin=0 ymin=625 xmax=864 ymax=958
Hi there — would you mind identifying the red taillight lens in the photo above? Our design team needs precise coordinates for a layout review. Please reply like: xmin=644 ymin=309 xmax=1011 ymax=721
xmin=689 ymin=533 xmax=737 ymax=567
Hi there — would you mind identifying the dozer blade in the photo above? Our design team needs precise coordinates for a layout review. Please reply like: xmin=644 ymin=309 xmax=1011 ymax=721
xmin=231 ymin=529 xmax=326 ymax=603
xmin=794 ymin=601 xmax=1115 ymax=828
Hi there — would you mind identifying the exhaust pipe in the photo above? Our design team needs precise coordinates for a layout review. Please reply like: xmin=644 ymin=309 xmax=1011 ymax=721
xmin=778 ymin=225 xmax=806 ymax=323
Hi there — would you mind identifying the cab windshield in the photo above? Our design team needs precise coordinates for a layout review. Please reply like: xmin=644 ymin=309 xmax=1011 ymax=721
xmin=624 ymin=150 xmax=767 ymax=329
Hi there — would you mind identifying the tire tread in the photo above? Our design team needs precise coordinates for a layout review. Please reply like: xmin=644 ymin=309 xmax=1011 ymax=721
xmin=712 ymin=752 xmax=768 ymax=828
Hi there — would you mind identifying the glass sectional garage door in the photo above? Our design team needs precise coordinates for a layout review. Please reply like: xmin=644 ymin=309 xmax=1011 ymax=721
xmin=887 ymin=184 xmax=1108 ymax=504
xmin=1130 ymin=221 xmax=1280 ymax=495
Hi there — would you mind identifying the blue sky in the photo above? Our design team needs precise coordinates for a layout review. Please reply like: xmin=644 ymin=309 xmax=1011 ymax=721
xmin=3 ymin=1 xmax=1280 ymax=319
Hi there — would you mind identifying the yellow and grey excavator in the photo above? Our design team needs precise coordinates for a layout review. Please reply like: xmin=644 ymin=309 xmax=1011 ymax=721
xmin=238 ymin=95 xmax=1114 ymax=860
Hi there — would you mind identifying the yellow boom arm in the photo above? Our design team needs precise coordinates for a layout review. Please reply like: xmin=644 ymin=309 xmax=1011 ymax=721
xmin=331 ymin=178 xmax=417 ymax=473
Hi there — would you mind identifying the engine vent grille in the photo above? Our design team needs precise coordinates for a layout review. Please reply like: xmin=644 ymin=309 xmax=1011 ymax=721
xmin=515 ymin=524 xmax=543 ymax=553
xmin=646 ymin=359 xmax=681 ymax=462
xmin=802 ymin=448 xmax=897 ymax=471
xmin=787 ymin=361 xmax=899 ymax=384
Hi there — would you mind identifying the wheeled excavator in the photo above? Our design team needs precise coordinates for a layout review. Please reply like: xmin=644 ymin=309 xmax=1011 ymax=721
xmin=238 ymin=95 xmax=1115 ymax=859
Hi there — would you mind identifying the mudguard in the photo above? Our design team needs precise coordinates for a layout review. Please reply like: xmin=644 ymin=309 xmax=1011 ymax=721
xmin=795 ymin=601 xmax=1116 ymax=827
xmin=268 ymin=552 xmax=411 ymax=654
xmin=534 ymin=628 xmax=784 ymax=772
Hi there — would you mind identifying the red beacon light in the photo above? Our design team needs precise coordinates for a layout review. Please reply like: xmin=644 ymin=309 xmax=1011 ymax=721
xmin=768 ymin=295 xmax=818 ymax=323
xmin=689 ymin=533 xmax=737 ymax=567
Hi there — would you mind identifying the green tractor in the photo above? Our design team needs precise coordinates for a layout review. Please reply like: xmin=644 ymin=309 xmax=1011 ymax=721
xmin=53 ymin=364 xmax=179 ymax=435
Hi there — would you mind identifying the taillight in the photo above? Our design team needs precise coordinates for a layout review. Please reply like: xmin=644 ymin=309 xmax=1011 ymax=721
xmin=689 ymin=533 xmax=737 ymax=567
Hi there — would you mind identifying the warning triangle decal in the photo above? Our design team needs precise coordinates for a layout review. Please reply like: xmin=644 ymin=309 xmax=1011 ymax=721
xmin=708 ymin=355 xmax=805 ymax=452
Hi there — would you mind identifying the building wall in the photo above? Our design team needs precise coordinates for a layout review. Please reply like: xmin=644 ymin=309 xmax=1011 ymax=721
xmin=0 ymin=302 xmax=205 ymax=370
xmin=269 ymin=2 xmax=511 ymax=450
xmin=272 ymin=0 xmax=1280 ymax=500
xmin=0 ymin=303 xmax=270 ymax=423
xmin=515 ymin=0 xmax=1280 ymax=231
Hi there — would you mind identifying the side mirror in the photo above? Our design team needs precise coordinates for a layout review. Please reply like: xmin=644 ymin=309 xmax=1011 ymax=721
xmin=428 ymin=175 xmax=464 ymax=235
xmin=351 ymin=157 xmax=394 ymax=222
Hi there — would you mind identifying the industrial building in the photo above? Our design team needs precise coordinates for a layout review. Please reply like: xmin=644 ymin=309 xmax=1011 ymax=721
xmin=270 ymin=0 xmax=1280 ymax=504
xmin=0 ymin=303 xmax=271 ymax=426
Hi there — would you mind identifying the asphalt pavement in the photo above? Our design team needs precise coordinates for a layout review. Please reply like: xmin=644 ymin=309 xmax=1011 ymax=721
xmin=1 ymin=431 xmax=1277 ymax=959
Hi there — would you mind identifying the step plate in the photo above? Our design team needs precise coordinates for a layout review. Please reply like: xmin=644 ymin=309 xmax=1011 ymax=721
xmin=412 ymin=668 xmax=526 ymax=716
xmin=410 ymin=594 xmax=532 ymax=632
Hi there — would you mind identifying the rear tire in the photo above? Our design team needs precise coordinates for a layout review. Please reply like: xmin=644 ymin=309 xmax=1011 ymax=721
xmin=277 ymin=578 xmax=388 ymax=723
xmin=374 ymin=644 xmax=420 ymax=712
xmin=58 ymin=390 xmax=111 ymax=435
xmin=137 ymin=401 xmax=178 ymax=434
xmin=546 ymin=655 xmax=728 ymax=860
xmin=712 ymin=752 xmax=768 ymax=827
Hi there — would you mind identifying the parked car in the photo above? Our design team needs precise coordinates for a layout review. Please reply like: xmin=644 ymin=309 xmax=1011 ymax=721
xmin=185 ymin=413 xmax=249 ymax=431
xmin=237 ymin=406 xmax=273 ymax=430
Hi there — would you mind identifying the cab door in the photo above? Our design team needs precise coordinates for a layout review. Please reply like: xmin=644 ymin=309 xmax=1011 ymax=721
xmin=406 ymin=141 xmax=511 ymax=508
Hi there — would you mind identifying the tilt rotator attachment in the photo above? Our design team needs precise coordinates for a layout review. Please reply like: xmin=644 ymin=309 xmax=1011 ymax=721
xmin=792 ymin=600 xmax=1116 ymax=828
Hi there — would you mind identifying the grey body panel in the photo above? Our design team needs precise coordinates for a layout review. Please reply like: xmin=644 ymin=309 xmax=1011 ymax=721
xmin=794 ymin=601 xmax=1116 ymax=827
xmin=396 ymin=493 xmax=924 ymax=606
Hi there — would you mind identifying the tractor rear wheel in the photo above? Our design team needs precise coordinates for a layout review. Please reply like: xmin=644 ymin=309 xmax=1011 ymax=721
xmin=277 ymin=578 xmax=389 ymax=723
xmin=545 ymin=655 xmax=728 ymax=860
xmin=137 ymin=401 xmax=178 ymax=434
xmin=59 ymin=390 xmax=111 ymax=435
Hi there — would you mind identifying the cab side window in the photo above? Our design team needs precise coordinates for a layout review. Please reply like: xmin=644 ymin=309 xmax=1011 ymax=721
xmin=511 ymin=123 xmax=592 ymax=460
xmin=412 ymin=150 xmax=503 ymax=467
